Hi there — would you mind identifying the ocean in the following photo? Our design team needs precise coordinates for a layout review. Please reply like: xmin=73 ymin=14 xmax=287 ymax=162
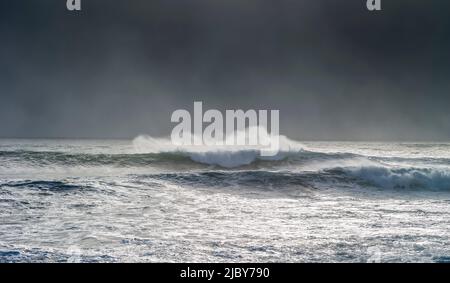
xmin=0 ymin=138 xmax=449 ymax=262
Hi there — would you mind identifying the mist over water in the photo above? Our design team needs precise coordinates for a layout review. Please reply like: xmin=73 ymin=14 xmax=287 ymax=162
xmin=1 ymin=1 xmax=450 ymax=140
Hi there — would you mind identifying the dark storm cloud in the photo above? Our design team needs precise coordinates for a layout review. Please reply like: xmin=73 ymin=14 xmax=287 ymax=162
xmin=0 ymin=0 xmax=449 ymax=140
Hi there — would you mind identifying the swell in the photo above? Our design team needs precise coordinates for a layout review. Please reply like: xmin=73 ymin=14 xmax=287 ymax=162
xmin=3 ymin=165 xmax=450 ymax=192
xmin=147 ymin=167 xmax=450 ymax=191
xmin=5 ymin=167 xmax=450 ymax=192
xmin=0 ymin=149 xmax=318 ymax=168
xmin=1 ymin=149 xmax=449 ymax=169
xmin=2 ymin=147 xmax=450 ymax=192
xmin=334 ymin=166 xmax=450 ymax=190
xmin=1 ymin=180 xmax=88 ymax=191
xmin=0 ymin=150 xmax=195 ymax=167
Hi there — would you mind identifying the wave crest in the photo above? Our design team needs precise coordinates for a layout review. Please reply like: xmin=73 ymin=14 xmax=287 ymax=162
xmin=132 ymin=131 xmax=305 ymax=168
xmin=337 ymin=166 xmax=450 ymax=190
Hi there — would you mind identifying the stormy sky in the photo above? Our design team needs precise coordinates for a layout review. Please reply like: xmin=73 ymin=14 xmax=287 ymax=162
xmin=0 ymin=0 xmax=449 ymax=140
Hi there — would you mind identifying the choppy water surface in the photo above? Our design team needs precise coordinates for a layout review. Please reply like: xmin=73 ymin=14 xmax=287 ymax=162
xmin=1 ymin=139 xmax=449 ymax=262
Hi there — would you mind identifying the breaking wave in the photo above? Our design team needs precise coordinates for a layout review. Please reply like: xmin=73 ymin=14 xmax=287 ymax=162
xmin=1 ymin=135 xmax=450 ymax=191
xmin=132 ymin=129 xmax=305 ymax=167
xmin=3 ymin=165 xmax=450 ymax=192
xmin=148 ymin=166 xmax=450 ymax=191
xmin=337 ymin=166 xmax=450 ymax=190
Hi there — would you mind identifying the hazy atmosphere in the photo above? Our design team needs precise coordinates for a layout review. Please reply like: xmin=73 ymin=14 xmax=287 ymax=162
xmin=2 ymin=1 xmax=450 ymax=264
xmin=1 ymin=0 xmax=449 ymax=140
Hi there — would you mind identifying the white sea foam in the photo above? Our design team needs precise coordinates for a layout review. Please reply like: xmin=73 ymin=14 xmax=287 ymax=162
xmin=343 ymin=166 xmax=450 ymax=190
xmin=2 ymin=139 xmax=450 ymax=263
xmin=132 ymin=127 xmax=305 ymax=167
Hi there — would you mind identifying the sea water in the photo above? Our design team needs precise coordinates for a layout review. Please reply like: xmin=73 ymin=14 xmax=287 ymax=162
xmin=0 ymin=138 xmax=449 ymax=262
